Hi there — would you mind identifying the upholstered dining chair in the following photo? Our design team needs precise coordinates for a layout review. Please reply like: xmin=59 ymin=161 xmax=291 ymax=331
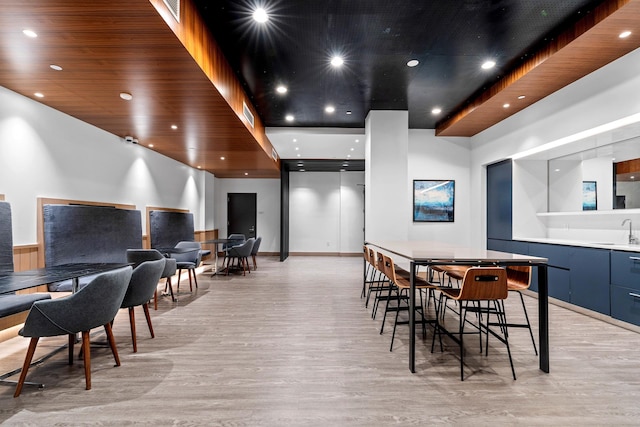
xmin=119 ymin=258 xmax=165 ymax=352
xmin=126 ymin=249 xmax=177 ymax=308
xmin=222 ymin=233 xmax=245 ymax=267
xmin=432 ymin=267 xmax=516 ymax=381
xmin=14 ymin=266 xmax=133 ymax=397
xmin=170 ymin=241 xmax=202 ymax=293
xmin=250 ymin=236 xmax=262 ymax=270
xmin=225 ymin=238 xmax=254 ymax=276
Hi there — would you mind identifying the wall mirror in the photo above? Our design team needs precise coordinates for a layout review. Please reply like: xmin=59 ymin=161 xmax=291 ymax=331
xmin=547 ymin=136 xmax=640 ymax=212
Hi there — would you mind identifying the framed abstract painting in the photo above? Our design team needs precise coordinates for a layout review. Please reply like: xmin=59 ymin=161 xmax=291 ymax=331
xmin=413 ymin=180 xmax=455 ymax=222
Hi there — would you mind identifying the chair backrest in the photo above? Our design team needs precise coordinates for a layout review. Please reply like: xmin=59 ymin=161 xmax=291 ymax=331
xmin=224 ymin=234 xmax=245 ymax=250
xmin=231 ymin=238 xmax=254 ymax=257
xmin=363 ymin=245 xmax=369 ymax=263
xmin=173 ymin=241 xmax=202 ymax=264
xmin=121 ymin=258 xmax=166 ymax=308
xmin=376 ymin=251 xmax=385 ymax=273
xmin=23 ymin=266 xmax=133 ymax=337
xmin=458 ymin=267 xmax=508 ymax=301
xmin=381 ymin=254 xmax=398 ymax=284
xmin=506 ymin=266 xmax=531 ymax=288
xmin=126 ymin=249 xmax=164 ymax=269
xmin=250 ymin=236 xmax=262 ymax=255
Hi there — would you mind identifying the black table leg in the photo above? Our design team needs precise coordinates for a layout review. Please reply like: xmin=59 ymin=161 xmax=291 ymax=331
xmin=538 ymin=264 xmax=549 ymax=373
xmin=409 ymin=262 xmax=416 ymax=373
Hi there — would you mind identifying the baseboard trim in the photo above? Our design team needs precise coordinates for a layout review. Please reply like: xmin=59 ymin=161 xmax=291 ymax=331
xmin=289 ymin=252 xmax=360 ymax=257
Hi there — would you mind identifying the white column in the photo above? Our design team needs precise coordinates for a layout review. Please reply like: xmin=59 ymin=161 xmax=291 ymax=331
xmin=365 ymin=110 xmax=409 ymax=242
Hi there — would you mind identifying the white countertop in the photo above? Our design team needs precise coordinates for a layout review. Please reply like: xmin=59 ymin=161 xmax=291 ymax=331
xmin=515 ymin=237 xmax=640 ymax=252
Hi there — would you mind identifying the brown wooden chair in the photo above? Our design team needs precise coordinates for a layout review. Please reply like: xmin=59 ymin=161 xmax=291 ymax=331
xmin=505 ymin=266 xmax=537 ymax=355
xmin=432 ymin=267 xmax=516 ymax=381
xmin=380 ymin=254 xmax=439 ymax=351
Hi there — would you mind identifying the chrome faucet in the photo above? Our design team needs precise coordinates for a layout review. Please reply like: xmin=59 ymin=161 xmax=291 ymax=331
xmin=622 ymin=219 xmax=639 ymax=245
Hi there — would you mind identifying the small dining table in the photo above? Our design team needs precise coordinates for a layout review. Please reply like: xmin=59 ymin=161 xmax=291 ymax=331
xmin=366 ymin=240 xmax=549 ymax=374
xmin=203 ymin=238 xmax=244 ymax=276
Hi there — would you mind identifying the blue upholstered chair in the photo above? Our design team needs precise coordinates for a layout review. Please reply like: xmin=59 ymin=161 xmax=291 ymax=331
xmin=225 ymin=238 xmax=255 ymax=276
xmin=120 ymin=258 xmax=165 ymax=352
xmin=170 ymin=241 xmax=202 ymax=293
xmin=126 ymin=249 xmax=177 ymax=307
xmin=250 ymin=236 xmax=262 ymax=270
xmin=14 ymin=266 xmax=133 ymax=397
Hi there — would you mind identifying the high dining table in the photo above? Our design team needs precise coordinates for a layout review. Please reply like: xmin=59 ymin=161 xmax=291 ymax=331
xmin=0 ymin=262 xmax=131 ymax=387
xmin=366 ymin=241 xmax=549 ymax=374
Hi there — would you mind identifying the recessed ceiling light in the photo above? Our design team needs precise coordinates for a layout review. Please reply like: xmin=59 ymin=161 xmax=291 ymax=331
xmin=22 ymin=29 xmax=37 ymax=38
xmin=49 ymin=64 xmax=63 ymax=71
xmin=34 ymin=92 xmax=44 ymax=98
xmin=481 ymin=60 xmax=496 ymax=70
xmin=325 ymin=105 xmax=335 ymax=113
xmin=276 ymin=85 xmax=288 ymax=94
xmin=148 ymin=144 xmax=154 ymax=148
xmin=350 ymin=148 xmax=354 ymax=151
xmin=518 ymin=95 xmax=526 ymax=100
xmin=293 ymin=138 xmax=297 ymax=142
xmin=300 ymin=169 xmax=305 ymax=172
xmin=330 ymin=56 xmax=344 ymax=67
xmin=619 ymin=30 xmax=632 ymax=39
xmin=346 ymin=111 xmax=352 ymax=115
xmin=220 ymin=156 xmax=225 ymax=160
xmin=119 ymin=92 xmax=133 ymax=101
xmin=407 ymin=59 xmax=419 ymax=67
xmin=244 ymin=172 xmax=249 ymax=176
xmin=632 ymin=176 xmax=636 ymax=179
xmin=197 ymin=166 xmax=201 ymax=169
xmin=253 ymin=8 xmax=269 ymax=23
xmin=285 ymin=114 xmax=295 ymax=122
xmin=555 ymin=169 xmax=560 ymax=172
xmin=355 ymin=139 xmax=359 ymax=143
xmin=171 ymin=124 xmax=178 ymax=130
xmin=297 ymin=153 xmax=301 ymax=157
xmin=295 ymin=147 xmax=299 ymax=150
xmin=347 ymin=154 xmax=351 ymax=158
xmin=340 ymin=169 xmax=346 ymax=172
xmin=503 ymin=103 xmax=510 ymax=108
xmin=431 ymin=107 xmax=442 ymax=115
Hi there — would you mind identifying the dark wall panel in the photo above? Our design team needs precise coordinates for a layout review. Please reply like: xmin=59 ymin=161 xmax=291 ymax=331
xmin=149 ymin=211 xmax=195 ymax=249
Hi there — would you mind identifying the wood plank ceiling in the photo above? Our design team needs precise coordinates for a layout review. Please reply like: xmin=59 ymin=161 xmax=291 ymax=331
xmin=0 ymin=0 xmax=639 ymax=177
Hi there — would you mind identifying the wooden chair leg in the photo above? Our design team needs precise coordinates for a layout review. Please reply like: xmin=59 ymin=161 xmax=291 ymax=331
xmin=104 ymin=322 xmax=121 ymax=366
xmin=192 ymin=268 xmax=198 ymax=288
xmin=143 ymin=303 xmax=155 ymax=338
xmin=128 ymin=307 xmax=137 ymax=353
xmin=188 ymin=270 xmax=193 ymax=291
xmin=166 ymin=277 xmax=176 ymax=302
xmin=252 ymin=254 xmax=257 ymax=270
xmin=154 ymin=289 xmax=158 ymax=311
xmin=14 ymin=337 xmax=39 ymax=398
xmin=177 ymin=269 xmax=182 ymax=292
xmin=81 ymin=331 xmax=92 ymax=390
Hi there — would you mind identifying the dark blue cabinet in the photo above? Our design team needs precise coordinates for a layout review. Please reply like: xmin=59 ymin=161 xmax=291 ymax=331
xmin=569 ymin=247 xmax=610 ymax=315
xmin=610 ymin=250 xmax=640 ymax=325
xmin=486 ymin=160 xmax=512 ymax=241
xmin=528 ymin=243 xmax=570 ymax=300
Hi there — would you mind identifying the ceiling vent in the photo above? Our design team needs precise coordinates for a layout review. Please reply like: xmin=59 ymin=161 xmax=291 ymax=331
xmin=163 ymin=0 xmax=180 ymax=22
xmin=243 ymin=101 xmax=255 ymax=128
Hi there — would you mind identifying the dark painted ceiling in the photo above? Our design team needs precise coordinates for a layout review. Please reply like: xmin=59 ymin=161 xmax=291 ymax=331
xmin=194 ymin=0 xmax=607 ymax=129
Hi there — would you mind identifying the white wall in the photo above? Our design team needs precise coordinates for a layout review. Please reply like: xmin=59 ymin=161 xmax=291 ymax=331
xmin=512 ymin=160 xmax=547 ymax=239
xmin=289 ymin=171 xmax=364 ymax=253
xmin=407 ymin=130 xmax=471 ymax=245
xmin=469 ymin=47 xmax=640 ymax=248
xmin=0 ymin=86 xmax=214 ymax=245
xmin=213 ymin=178 xmax=280 ymax=253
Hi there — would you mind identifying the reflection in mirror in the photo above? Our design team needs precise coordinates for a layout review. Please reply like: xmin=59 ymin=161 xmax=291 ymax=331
xmin=547 ymin=136 xmax=640 ymax=212
xmin=615 ymin=158 xmax=640 ymax=209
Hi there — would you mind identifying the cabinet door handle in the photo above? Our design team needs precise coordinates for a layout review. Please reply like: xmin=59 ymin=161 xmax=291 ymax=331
xmin=629 ymin=293 xmax=640 ymax=299
xmin=629 ymin=257 xmax=640 ymax=261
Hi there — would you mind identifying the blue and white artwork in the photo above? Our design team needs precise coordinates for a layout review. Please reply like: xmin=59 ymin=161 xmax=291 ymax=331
xmin=413 ymin=180 xmax=455 ymax=222
xmin=582 ymin=181 xmax=597 ymax=211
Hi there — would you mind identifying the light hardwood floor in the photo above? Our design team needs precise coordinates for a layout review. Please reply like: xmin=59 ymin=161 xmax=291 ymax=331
xmin=0 ymin=256 xmax=639 ymax=425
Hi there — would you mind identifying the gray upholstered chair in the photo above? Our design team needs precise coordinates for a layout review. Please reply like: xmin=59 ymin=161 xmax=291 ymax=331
xmin=14 ymin=266 xmax=133 ymax=398
xmin=120 ymin=258 xmax=165 ymax=352
xmin=170 ymin=241 xmax=202 ymax=292
xmin=225 ymin=238 xmax=254 ymax=276
xmin=126 ymin=249 xmax=177 ymax=307
xmin=250 ymin=236 xmax=262 ymax=270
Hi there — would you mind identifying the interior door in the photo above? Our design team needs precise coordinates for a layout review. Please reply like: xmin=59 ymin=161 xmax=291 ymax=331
xmin=227 ymin=193 xmax=257 ymax=239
